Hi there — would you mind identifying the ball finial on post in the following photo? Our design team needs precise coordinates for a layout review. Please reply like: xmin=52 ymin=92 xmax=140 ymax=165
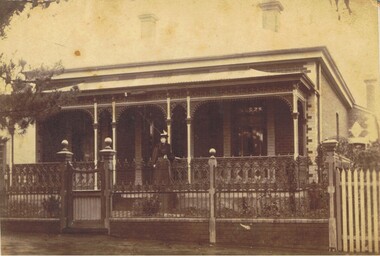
xmin=61 ymin=140 xmax=69 ymax=151
xmin=56 ymin=139 xmax=73 ymax=162
xmin=208 ymin=148 xmax=217 ymax=167
xmin=104 ymin=137 xmax=112 ymax=149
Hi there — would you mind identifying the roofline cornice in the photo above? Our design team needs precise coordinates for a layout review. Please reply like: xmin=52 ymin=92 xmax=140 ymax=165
xmin=58 ymin=46 xmax=332 ymax=74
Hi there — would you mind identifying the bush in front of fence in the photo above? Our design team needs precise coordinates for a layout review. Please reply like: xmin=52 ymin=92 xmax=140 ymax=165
xmin=132 ymin=196 xmax=160 ymax=216
xmin=41 ymin=196 xmax=60 ymax=218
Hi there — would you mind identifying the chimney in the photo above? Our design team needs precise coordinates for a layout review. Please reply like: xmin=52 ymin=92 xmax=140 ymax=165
xmin=259 ymin=0 xmax=284 ymax=32
xmin=139 ymin=13 xmax=158 ymax=41
xmin=365 ymin=79 xmax=378 ymax=113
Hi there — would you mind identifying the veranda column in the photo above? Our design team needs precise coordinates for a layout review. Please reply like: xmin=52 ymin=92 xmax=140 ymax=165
xmin=112 ymin=99 xmax=117 ymax=184
xmin=186 ymin=95 xmax=192 ymax=183
xmin=292 ymin=87 xmax=299 ymax=159
xmin=93 ymin=99 xmax=99 ymax=189
xmin=166 ymin=95 xmax=172 ymax=144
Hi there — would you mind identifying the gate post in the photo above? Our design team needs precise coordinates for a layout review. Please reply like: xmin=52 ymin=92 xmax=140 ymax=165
xmin=99 ymin=138 xmax=116 ymax=234
xmin=322 ymin=139 xmax=338 ymax=251
xmin=57 ymin=140 xmax=73 ymax=232
xmin=208 ymin=148 xmax=217 ymax=244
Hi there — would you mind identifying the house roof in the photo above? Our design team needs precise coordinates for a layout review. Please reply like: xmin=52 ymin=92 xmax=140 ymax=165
xmin=50 ymin=47 xmax=355 ymax=108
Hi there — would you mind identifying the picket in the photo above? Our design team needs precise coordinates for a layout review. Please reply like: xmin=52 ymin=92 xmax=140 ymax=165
xmin=372 ymin=170 xmax=378 ymax=253
xmin=353 ymin=169 xmax=360 ymax=251
xmin=366 ymin=170 xmax=373 ymax=253
xmin=341 ymin=169 xmax=348 ymax=252
xmin=359 ymin=169 xmax=366 ymax=251
xmin=347 ymin=169 xmax=354 ymax=252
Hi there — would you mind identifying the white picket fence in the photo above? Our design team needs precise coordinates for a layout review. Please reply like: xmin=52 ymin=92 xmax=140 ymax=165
xmin=338 ymin=169 xmax=379 ymax=253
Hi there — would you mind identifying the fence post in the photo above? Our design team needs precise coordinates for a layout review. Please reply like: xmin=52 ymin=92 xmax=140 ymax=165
xmin=56 ymin=140 xmax=73 ymax=232
xmin=322 ymin=139 xmax=338 ymax=251
xmin=99 ymin=137 xmax=116 ymax=234
xmin=208 ymin=148 xmax=217 ymax=244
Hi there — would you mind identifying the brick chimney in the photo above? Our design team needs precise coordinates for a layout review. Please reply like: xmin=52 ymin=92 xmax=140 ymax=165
xmin=365 ymin=79 xmax=378 ymax=113
xmin=139 ymin=13 xmax=158 ymax=41
xmin=259 ymin=0 xmax=284 ymax=32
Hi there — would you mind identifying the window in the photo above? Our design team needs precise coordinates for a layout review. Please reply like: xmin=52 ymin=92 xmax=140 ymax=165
xmin=336 ymin=113 xmax=340 ymax=140
xmin=232 ymin=102 xmax=267 ymax=156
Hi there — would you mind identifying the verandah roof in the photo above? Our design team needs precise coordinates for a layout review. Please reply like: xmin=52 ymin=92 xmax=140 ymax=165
xmin=50 ymin=69 xmax=308 ymax=93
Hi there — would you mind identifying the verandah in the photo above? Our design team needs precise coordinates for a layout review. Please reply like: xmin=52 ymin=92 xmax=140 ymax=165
xmin=37 ymin=96 xmax=306 ymax=186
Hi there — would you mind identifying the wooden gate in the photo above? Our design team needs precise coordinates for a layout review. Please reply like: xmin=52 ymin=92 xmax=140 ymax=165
xmin=66 ymin=163 xmax=105 ymax=230
xmin=335 ymin=168 xmax=379 ymax=253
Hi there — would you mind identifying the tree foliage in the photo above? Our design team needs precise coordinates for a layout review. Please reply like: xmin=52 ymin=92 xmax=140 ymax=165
xmin=0 ymin=56 xmax=78 ymax=134
xmin=0 ymin=0 xmax=65 ymax=38
xmin=316 ymin=137 xmax=380 ymax=175
xmin=0 ymin=0 xmax=75 ymax=135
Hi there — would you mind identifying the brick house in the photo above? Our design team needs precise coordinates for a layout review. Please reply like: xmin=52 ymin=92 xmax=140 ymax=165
xmin=32 ymin=46 xmax=378 ymax=184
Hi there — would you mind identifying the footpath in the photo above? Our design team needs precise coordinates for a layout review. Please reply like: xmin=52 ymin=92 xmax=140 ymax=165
xmin=1 ymin=232 xmax=340 ymax=255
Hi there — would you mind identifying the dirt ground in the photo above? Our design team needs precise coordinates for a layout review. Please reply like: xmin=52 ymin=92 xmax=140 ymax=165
xmin=1 ymin=232 xmax=339 ymax=255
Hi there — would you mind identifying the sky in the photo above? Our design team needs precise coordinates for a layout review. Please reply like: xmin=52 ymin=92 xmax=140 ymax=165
xmin=0 ymin=0 xmax=379 ymax=106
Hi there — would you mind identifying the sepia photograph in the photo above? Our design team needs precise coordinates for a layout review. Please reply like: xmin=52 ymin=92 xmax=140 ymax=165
xmin=0 ymin=0 xmax=380 ymax=254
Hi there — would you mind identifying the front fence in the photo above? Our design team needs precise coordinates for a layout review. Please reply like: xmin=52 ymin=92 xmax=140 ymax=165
xmin=4 ymin=140 xmax=380 ymax=252
xmin=0 ymin=161 xmax=98 ymax=219
xmin=0 ymin=163 xmax=62 ymax=218
xmin=0 ymin=152 xmax=330 ymax=245
xmin=111 ymin=156 xmax=327 ymax=219
xmin=336 ymin=168 xmax=379 ymax=254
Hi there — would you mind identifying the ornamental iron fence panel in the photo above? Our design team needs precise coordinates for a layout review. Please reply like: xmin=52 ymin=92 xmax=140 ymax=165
xmin=114 ymin=156 xmax=309 ymax=186
xmin=1 ymin=163 xmax=62 ymax=218
xmin=112 ymin=183 xmax=209 ymax=218
xmin=110 ymin=155 xmax=327 ymax=219
xmin=215 ymin=182 xmax=328 ymax=219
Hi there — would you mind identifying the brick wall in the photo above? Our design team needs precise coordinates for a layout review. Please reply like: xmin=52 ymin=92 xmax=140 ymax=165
xmin=216 ymin=221 xmax=328 ymax=250
xmin=109 ymin=219 xmax=328 ymax=250
xmin=321 ymin=74 xmax=349 ymax=140
xmin=110 ymin=219 xmax=209 ymax=243
xmin=1 ymin=219 xmax=61 ymax=234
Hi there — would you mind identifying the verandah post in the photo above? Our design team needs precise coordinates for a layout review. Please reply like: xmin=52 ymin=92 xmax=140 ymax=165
xmin=322 ymin=139 xmax=339 ymax=251
xmin=56 ymin=140 xmax=73 ymax=232
xmin=99 ymin=137 xmax=116 ymax=234
xmin=208 ymin=148 xmax=217 ymax=244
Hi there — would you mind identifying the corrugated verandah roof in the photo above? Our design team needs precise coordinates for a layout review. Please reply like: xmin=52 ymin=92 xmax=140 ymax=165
xmin=52 ymin=69 xmax=303 ymax=92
